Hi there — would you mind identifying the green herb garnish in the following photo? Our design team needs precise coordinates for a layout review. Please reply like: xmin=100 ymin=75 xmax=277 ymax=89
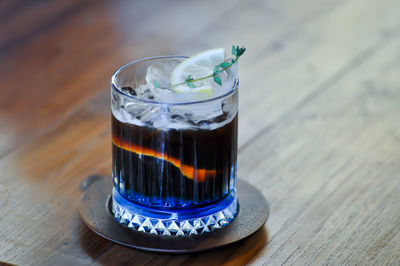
xmin=155 ymin=45 xmax=246 ymax=89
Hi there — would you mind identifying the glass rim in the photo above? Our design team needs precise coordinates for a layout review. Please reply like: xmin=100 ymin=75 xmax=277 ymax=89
xmin=111 ymin=55 xmax=239 ymax=106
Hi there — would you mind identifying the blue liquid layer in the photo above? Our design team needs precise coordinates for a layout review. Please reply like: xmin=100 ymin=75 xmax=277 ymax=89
xmin=112 ymin=188 xmax=238 ymax=235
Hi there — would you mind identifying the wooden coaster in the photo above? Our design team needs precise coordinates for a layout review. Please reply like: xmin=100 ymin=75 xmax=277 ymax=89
xmin=79 ymin=176 xmax=269 ymax=254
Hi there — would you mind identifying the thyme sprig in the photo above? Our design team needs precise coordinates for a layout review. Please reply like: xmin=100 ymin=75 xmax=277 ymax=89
xmin=153 ymin=45 xmax=246 ymax=89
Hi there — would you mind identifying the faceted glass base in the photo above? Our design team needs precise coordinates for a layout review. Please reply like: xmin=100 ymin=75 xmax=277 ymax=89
xmin=111 ymin=188 xmax=238 ymax=236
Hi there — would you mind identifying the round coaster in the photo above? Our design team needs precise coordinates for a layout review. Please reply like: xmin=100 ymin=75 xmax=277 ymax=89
xmin=79 ymin=176 xmax=269 ymax=254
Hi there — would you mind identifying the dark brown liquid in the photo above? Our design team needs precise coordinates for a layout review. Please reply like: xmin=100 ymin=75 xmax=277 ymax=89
xmin=112 ymin=114 xmax=238 ymax=208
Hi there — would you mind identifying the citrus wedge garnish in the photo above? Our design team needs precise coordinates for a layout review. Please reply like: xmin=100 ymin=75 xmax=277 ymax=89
xmin=170 ymin=48 xmax=225 ymax=96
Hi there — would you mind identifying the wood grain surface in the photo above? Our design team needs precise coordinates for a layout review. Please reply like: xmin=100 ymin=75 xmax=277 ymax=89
xmin=1 ymin=0 xmax=399 ymax=265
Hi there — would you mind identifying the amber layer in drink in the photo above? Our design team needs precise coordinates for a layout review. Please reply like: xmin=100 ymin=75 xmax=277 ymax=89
xmin=112 ymin=114 xmax=238 ymax=208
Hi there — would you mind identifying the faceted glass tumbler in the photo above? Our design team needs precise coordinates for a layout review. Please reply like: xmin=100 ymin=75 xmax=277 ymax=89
xmin=110 ymin=56 xmax=239 ymax=236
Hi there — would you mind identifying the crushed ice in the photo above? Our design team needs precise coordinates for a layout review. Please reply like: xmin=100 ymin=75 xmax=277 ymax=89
xmin=113 ymin=58 xmax=238 ymax=130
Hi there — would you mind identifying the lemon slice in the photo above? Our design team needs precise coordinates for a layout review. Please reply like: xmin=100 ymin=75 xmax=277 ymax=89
xmin=170 ymin=48 xmax=225 ymax=96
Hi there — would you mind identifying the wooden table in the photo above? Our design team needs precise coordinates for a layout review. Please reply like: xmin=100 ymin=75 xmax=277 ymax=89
xmin=1 ymin=0 xmax=399 ymax=265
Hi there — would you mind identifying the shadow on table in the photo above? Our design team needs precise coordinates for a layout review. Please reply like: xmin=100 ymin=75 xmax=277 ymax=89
xmin=79 ymin=220 xmax=268 ymax=265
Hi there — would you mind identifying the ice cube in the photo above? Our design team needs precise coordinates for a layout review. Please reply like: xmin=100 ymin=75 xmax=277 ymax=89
xmin=145 ymin=59 xmax=181 ymax=89
xmin=138 ymin=105 xmax=172 ymax=128
xmin=116 ymin=107 xmax=141 ymax=125
xmin=144 ymin=106 xmax=172 ymax=129
xmin=168 ymin=100 xmax=223 ymax=125
xmin=124 ymin=102 xmax=147 ymax=118
xmin=130 ymin=84 xmax=153 ymax=100
xmin=114 ymin=101 xmax=146 ymax=125
xmin=139 ymin=106 xmax=160 ymax=122
xmin=149 ymin=88 xmax=211 ymax=103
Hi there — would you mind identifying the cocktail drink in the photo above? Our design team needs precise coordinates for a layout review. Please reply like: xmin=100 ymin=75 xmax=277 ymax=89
xmin=112 ymin=114 xmax=237 ymax=206
xmin=110 ymin=47 xmax=244 ymax=236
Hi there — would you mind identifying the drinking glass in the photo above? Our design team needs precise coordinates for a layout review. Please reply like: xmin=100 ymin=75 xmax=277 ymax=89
xmin=111 ymin=56 xmax=238 ymax=236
